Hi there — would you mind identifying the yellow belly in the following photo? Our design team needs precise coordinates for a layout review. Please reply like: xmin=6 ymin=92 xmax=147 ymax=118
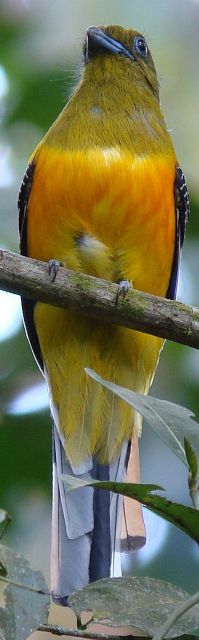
xmin=27 ymin=145 xmax=176 ymax=463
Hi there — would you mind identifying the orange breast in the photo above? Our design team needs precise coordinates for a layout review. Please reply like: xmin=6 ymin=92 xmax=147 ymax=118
xmin=27 ymin=145 xmax=176 ymax=299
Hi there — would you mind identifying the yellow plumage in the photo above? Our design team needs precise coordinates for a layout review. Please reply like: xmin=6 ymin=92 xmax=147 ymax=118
xmin=28 ymin=147 xmax=175 ymax=464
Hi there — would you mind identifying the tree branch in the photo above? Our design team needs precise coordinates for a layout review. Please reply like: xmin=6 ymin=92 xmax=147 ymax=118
xmin=38 ymin=622 xmax=140 ymax=638
xmin=0 ymin=248 xmax=198 ymax=349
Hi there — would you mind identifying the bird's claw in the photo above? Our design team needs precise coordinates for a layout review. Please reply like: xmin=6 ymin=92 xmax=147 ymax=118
xmin=48 ymin=259 xmax=61 ymax=282
xmin=116 ymin=279 xmax=132 ymax=305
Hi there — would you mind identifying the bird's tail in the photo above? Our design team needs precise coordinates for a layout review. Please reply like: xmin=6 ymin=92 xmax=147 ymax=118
xmin=51 ymin=422 xmax=145 ymax=604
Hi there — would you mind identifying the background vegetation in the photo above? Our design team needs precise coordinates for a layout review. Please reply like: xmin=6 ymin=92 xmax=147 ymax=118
xmin=0 ymin=0 xmax=199 ymax=637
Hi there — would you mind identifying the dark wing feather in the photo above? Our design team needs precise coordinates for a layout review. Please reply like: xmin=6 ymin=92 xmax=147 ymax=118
xmin=18 ymin=161 xmax=35 ymax=253
xmin=18 ymin=161 xmax=44 ymax=372
xmin=166 ymin=165 xmax=190 ymax=300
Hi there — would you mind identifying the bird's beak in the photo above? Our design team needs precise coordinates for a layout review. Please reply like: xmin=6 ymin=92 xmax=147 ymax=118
xmin=86 ymin=26 xmax=134 ymax=61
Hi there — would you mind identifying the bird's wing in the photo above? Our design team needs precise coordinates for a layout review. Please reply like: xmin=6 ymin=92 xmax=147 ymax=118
xmin=166 ymin=165 xmax=190 ymax=301
xmin=18 ymin=160 xmax=44 ymax=372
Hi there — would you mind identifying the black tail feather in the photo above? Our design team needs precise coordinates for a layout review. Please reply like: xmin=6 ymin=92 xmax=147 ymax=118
xmin=89 ymin=461 xmax=111 ymax=582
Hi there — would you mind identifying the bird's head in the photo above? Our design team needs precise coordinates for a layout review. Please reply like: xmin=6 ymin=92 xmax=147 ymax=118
xmin=82 ymin=25 xmax=159 ymax=100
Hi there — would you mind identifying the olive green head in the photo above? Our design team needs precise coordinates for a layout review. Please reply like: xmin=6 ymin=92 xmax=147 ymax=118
xmin=82 ymin=24 xmax=159 ymax=99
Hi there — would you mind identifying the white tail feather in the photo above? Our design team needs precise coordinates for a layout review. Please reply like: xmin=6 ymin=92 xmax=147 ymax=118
xmin=52 ymin=426 xmax=94 ymax=601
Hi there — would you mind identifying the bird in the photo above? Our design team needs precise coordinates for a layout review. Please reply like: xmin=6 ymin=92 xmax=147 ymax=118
xmin=18 ymin=24 xmax=189 ymax=604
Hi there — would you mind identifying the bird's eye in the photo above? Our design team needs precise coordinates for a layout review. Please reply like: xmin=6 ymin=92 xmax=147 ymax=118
xmin=134 ymin=35 xmax=148 ymax=58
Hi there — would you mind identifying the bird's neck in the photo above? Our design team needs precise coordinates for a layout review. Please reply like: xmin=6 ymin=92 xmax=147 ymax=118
xmin=43 ymin=72 xmax=175 ymax=158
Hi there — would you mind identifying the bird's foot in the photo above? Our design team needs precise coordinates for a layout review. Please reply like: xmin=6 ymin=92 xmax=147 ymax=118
xmin=116 ymin=279 xmax=132 ymax=305
xmin=48 ymin=259 xmax=62 ymax=282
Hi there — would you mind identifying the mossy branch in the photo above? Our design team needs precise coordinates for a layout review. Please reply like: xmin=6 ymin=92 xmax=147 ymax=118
xmin=0 ymin=248 xmax=198 ymax=349
xmin=38 ymin=622 xmax=134 ymax=638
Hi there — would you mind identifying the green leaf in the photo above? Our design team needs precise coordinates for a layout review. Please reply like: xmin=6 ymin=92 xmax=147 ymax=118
xmin=0 ymin=509 xmax=11 ymax=541
xmin=69 ymin=576 xmax=199 ymax=637
xmin=184 ymin=438 xmax=198 ymax=481
xmin=152 ymin=590 xmax=199 ymax=640
xmin=0 ymin=545 xmax=49 ymax=640
xmin=184 ymin=438 xmax=199 ymax=510
xmin=0 ymin=511 xmax=11 ymax=576
xmin=0 ymin=550 xmax=7 ymax=578
xmin=63 ymin=475 xmax=199 ymax=543
xmin=85 ymin=368 xmax=199 ymax=466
